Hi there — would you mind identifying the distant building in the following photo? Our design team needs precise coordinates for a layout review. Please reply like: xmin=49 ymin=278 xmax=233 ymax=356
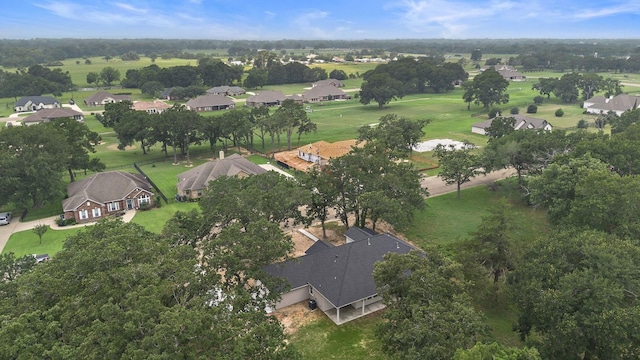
xmin=185 ymin=94 xmax=235 ymax=112
xmin=22 ymin=108 xmax=84 ymax=126
xmin=84 ymin=91 xmax=131 ymax=106
xmin=14 ymin=96 xmax=61 ymax=112
xmin=472 ymin=114 xmax=552 ymax=135
xmin=583 ymin=94 xmax=640 ymax=116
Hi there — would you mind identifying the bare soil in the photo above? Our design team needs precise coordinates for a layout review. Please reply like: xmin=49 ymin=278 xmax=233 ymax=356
xmin=272 ymin=301 xmax=324 ymax=335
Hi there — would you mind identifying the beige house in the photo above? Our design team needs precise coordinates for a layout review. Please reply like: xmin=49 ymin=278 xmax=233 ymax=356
xmin=246 ymin=90 xmax=286 ymax=108
xmin=132 ymin=100 xmax=170 ymax=114
xmin=84 ymin=91 xmax=132 ymax=106
xmin=303 ymin=85 xmax=350 ymax=103
xmin=62 ymin=171 xmax=154 ymax=223
xmin=185 ymin=94 xmax=235 ymax=112
xmin=176 ymin=153 xmax=266 ymax=199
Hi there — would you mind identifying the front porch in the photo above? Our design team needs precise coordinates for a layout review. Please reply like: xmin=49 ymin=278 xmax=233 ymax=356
xmin=324 ymin=301 xmax=386 ymax=325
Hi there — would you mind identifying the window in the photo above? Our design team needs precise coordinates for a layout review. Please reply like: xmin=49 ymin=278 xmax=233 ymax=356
xmin=107 ymin=202 xmax=119 ymax=212
xmin=79 ymin=210 xmax=88 ymax=220
xmin=92 ymin=208 xmax=101 ymax=218
xmin=197 ymin=190 xmax=203 ymax=197
xmin=138 ymin=194 xmax=151 ymax=206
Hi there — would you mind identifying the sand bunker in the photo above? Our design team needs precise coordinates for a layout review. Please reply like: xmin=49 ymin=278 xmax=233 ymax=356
xmin=412 ymin=139 xmax=469 ymax=152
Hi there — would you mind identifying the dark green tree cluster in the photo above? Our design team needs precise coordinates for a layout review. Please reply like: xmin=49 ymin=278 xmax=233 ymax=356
xmin=0 ymin=64 xmax=73 ymax=98
xmin=0 ymin=120 xmax=103 ymax=209
xmin=462 ymin=68 xmax=510 ymax=110
xmin=121 ymin=60 xmax=243 ymax=90
xmin=360 ymin=57 xmax=467 ymax=108
xmin=532 ymin=73 xmax=622 ymax=103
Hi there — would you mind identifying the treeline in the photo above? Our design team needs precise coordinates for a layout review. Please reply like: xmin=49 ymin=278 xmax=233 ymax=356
xmin=3 ymin=38 xmax=640 ymax=68
xmin=0 ymin=65 xmax=73 ymax=99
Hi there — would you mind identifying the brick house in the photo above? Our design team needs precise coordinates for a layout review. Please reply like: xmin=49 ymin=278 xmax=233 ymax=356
xmin=62 ymin=171 xmax=154 ymax=223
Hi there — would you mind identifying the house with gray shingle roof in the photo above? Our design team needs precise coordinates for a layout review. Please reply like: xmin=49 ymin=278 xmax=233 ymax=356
xmin=176 ymin=153 xmax=266 ymax=199
xmin=206 ymin=85 xmax=246 ymax=96
xmin=264 ymin=228 xmax=416 ymax=325
xmin=62 ymin=171 xmax=154 ymax=223
xmin=583 ymin=94 xmax=640 ymax=116
xmin=22 ymin=108 xmax=84 ymax=126
xmin=84 ymin=91 xmax=132 ymax=106
xmin=303 ymin=85 xmax=350 ymax=103
xmin=246 ymin=90 xmax=286 ymax=108
xmin=312 ymin=79 xmax=345 ymax=88
xmin=14 ymin=96 xmax=61 ymax=112
xmin=185 ymin=94 xmax=235 ymax=112
xmin=472 ymin=114 xmax=552 ymax=135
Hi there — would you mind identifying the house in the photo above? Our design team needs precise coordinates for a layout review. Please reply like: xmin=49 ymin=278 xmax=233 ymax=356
xmin=14 ymin=96 xmax=61 ymax=112
xmin=160 ymin=88 xmax=177 ymax=100
xmin=176 ymin=153 xmax=267 ymax=200
xmin=312 ymin=79 xmax=345 ymax=88
xmin=131 ymin=100 xmax=170 ymax=114
xmin=273 ymin=139 xmax=361 ymax=171
xmin=22 ymin=108 xmax=84 ymax=126
xmin=62 ymin=171 xmax=154 ymax=224
xmin=185 ymin=94 xmax=235 ymax=112
xmin=472 ymin=114 xmax=553 ymax=135
xmin=246 ymin=90 xmax=286 ymax=107
xmin=84 ymin=91 xmax=132 ymax=106
xmin=480 ymin=64 xmax=526 ymax=81
xmin=303 ymin=85 xmax=350 ymax=103
xmin=344 ymin=226 xmax=378 ymax=243
xmin=206 ymin=85 xmax=246 ymax=96
xmin=583 ymin=94 xmax=640 ymax=116
xmin=265 ymin=228 xmax=416 ymax=325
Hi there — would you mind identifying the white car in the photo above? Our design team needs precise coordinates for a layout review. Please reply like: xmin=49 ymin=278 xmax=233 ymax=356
xmin=0 ymin=212 xmax=11 ymax=225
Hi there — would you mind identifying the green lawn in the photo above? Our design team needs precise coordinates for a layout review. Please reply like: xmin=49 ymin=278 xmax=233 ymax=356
xmin=3 ymin=226 xmax=82 ymax=258
xmin=131 ymin=202 xmax=200 ymax=233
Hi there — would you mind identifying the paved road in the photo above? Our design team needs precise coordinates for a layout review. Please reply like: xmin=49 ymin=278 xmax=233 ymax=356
xmin=420 ymin=168 xmax=517 ymax=197
xmin=0 ymin=211 xmax=137 ymax=254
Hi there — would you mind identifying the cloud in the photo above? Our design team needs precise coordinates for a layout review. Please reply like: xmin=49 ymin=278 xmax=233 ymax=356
xmin=113 ymin=3 xmax=148 ymax=14
xmin=34 ymin=1 xmax=77 ymax=18
xmin=265 ymin=11 xmax=276 ymax=16
xmin=574 ymin=1 xmax=640 ymax=19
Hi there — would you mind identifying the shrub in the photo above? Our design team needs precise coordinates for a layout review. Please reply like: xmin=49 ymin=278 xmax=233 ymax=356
xmin=138 ymin=202 xmax=152 ymax=211
xmin=155 ymin=197 xmax=163 ymax=208
xmin=527 ymin=104 xmax=538 ymax=114
xmin=533 ymin=96 xmax=544 ymax=105
xmin=555 ymin=108 xmax=564 ymax=117
xmin=488 ymin=107 xmax=501 ymax=118
xmin=56 ymin=218 xmax=77 ymax=227
xmin=577 ymin=119 xmax=588 ymax=129
xmin=510 ymin=107 xmax=519 ymax=115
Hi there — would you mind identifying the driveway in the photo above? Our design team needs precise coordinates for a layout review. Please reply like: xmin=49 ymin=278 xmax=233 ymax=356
xmin=0 ymin=211 xmax=137 ymax=254
xmin=421 ymin=168 xmax=517 ymax=197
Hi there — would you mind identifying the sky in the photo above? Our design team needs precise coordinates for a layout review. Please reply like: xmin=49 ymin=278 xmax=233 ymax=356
xmin=3 ymin=0 xmax=640 ymax=40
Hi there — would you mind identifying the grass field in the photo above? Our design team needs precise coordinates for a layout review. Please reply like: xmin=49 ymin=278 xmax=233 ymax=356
xmin=2 ymin=226 xmax=82 ymax=258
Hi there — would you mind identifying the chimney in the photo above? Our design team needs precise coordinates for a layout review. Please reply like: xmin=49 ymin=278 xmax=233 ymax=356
xmin=219 ymin=150 xmax=224 ymax=159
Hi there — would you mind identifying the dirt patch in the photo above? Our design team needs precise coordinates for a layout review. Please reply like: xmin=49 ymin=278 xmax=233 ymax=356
xmin=271 ymin=301 xmax=324 ymax=335
xmin=106 ymin=143 xmax=136 ymax=151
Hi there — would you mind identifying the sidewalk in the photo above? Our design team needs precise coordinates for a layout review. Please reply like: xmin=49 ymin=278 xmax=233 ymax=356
xmin=0 ymin=210 xmax=137 ymax=254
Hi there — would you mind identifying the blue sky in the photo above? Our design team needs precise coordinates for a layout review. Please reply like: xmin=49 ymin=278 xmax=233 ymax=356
xmin=3 ymin=0 xmax=640 ymax=39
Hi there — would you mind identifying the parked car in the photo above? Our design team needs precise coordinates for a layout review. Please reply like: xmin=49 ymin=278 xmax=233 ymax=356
xmin=0 ymin=212 xmax=11 ymax=225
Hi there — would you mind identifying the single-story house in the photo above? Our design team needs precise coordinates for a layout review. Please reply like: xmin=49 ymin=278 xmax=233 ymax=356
xmin=84 ymin=91 xmax=132 ymax=106
xmin=246 ymin=90 xmax=286 ymax=108
xmin=303 ymin=85 xmax=350 ymax=103
xmin=312 ymin=79 xmax=345 ymax=88
xmin=273 ymin=139 xmax=361 ymax=171
xmin=176 ymin=153 xmax=267 ymax=200
xmin=22 ymin=108 xmax=84 ymax=126
xmin=583 ymin=94 xmax=640 ymax=116
xmin=14 ymin=96 xmax=61 ymax=112
xmin=131 ymin=100 xmax=170 ymax=114
xmin=480 ymin=65 xmax=526 ymax=81
xmin=265 ymin=228 xmax=416 ymax=325
xmin=472 ymin=114 xmax=552 ymax=135
xmin=185 ymin=94 xmax=235 ymax=112
xmin=206 ymin=85 xmax=246 ymax=96
xmin=160 ymin=88 xmax=178 ymax=100
xmin=62 ymin=171 xmax=154 ymax=223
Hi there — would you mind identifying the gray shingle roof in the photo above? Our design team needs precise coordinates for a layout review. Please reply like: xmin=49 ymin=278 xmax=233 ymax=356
xmin=84 ymin=91 xmax=131 ymax=104
xmin=176 ymin=153 xmax=267 ymax=192
xmin=344 ymin=227 xmax=378 ymax=242
xmin=584 ymin=94 xmax=640 ymax=113
xmin=246 ymin=90 xmax=286 ymax=105
xmin=303 ymin=85 xmax=347 ymax=98
xmin=22 ymin=108 xmax=83 ymax=123
xmin=312 ymin=79 xmax=345 ymax=87
xmin=473 ymin=114 xmax=551 ymax=131
xmin=15 ymin=96 xmax=60 ymax=107
xmin=265 ymin=231 xmax=416 ymax=307
xmin=206 ymin=85 xmax=245 ymax=95
xmin=185 ymin=94 xmax=234 ymax=109
xmin=62 ymin=171 xmax=153 ymax=211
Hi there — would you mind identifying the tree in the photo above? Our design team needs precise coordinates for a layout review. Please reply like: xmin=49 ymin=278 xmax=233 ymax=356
xmin=373 ymin=250 xmax=488 ymax=360
xmin=577 ymin=73 xmax=604 ymax=100
xmin=433 ymin=142 xmax=481 ymax=198
xmin=298 ymin=167 xmax=337 ymax=238
xmin=272 ymin=98 xmax=309 ymax=150
xmin=86 ymin=72 xmax=99 ymax=85
xmin=510 ymin=229 xmax=640 ymax=359
xmin=329 ymin=69 xmax=348 ymax=80
xmin=454 ymin=342 xmax=541 ymax=360
xmin=462 ymin=68 xmax=509 ymax=109
xmin=99 ymin=66 xmax=121 ymax=87
xmin=244 ymin=68 xmax=268 ymax=88
xmin=249 ymin=106 xmax=271 ymax=150
xmin=113 ymin=110 xmax=155 ymax=154
xmin=485 ymin=116 xmax=515 ymax=139
xmin=531 ymin=77 xmax=558 ymax=98
xmin=552 ymin=72 xmax=580 ymax=103
xmin=0 ymin=220 xmax=299 ymax=359
xmin=357 ymin=113 xmax=429 ymax=159
xmin=470 ymin=49 xmax=482 ymax=62
xmin=359 ymin=72 xmax=404 ymax=108
xmin=0 ymin=252 xmax=36 ymax=283
xmin=101 ymin=100 xmax=134 ymax=127
xmin=32 ymin=224 xmax=48 ymax=244
xmin=140 ymin=80 xmax=165 ymax=98
xmin=47 ymin=118 xmax=104 ymax=182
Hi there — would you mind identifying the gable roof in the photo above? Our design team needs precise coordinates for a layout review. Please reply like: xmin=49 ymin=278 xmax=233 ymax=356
xmin=131 ymin=100 xmax=170 ymax=112
xmin=246 ymin=90 xmax=286 ymax=104
xmin=303 ymin=85 xmax=347 ymax=98
xmin=185 ymin=94 xmax=234 ymax=109
xmin=176 ymin=153 xmax=267 ymax=192
xmin=206 ymin=85 xmax=245 ymax=95
xmin=313 ymin=79 xmax=345 ymax=87
xmin=584 ymin=94 xmax=640 ymax=113
xmin=473 ymin=114 xmax=551 ymax=131
xmin=23 ymin=108 xmax=83 ymax=124
xmin=85 ymin=91 xmax=131 ymax=104
xmin=265 ymin=231 xmax=416 ymax=307
xmin=344 ymin=226 xmax=378 ymax=242
xmin=62 ymin=171 xmax=153 ymax=211
xmin=15 ymin=96 xmax=60 ymax=106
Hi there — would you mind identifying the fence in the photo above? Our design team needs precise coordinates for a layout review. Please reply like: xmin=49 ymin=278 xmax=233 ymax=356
xmin=133 ymin=163 xmax=168 ymax=204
